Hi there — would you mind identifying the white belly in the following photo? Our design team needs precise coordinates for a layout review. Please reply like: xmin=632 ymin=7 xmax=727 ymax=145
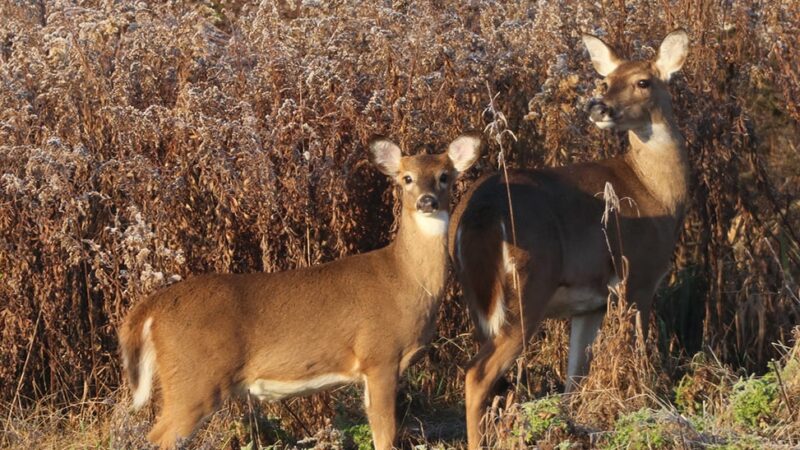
xmin=245 ymin=373 xmax=356 ymax=401
xmin=545 ymin=276 xmax=620 ymax=318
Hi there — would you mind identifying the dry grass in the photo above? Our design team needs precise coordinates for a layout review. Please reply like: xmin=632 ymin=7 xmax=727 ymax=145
xmin=1 ymin=0 xmax=799 ymax=448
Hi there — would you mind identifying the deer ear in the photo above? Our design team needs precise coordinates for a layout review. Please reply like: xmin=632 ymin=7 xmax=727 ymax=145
xmin=368 ymin=137 xmax=402 ymax=177
xmin=655 ymin=29 xmax=689 ymax=81
xmin=447 ymin=133 xmax=481 ymax=173
xmin=582 ymin=34 xmax=621 ymax=76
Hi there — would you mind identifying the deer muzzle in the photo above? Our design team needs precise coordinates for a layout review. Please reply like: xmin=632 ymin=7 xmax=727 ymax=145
xmin=416 ymin=194 xmax=439 ymax=214
xmin=586 ymin=98 xmax=617 ymax=129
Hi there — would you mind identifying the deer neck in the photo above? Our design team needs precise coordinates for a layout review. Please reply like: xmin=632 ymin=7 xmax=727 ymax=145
xmin=625 ymin=105 xmax=690 ymax=217
xmin=391 ymin=208 xmax=450 ymax=302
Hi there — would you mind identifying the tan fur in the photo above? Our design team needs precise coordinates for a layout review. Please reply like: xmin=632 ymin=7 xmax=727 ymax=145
xmin=118 ymin=135 xmax=480 ymax=450
xmin=448 ymin=31 xmax=691 ymax=450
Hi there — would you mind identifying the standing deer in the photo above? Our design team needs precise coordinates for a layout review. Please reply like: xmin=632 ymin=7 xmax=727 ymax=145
xmin=449 ymin=30 xmax=690 ymax=449
xmin=119 ymin=134 xmax=481 ymax=449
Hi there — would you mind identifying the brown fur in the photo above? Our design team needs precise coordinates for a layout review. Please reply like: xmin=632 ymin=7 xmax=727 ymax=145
xmin=449 ymin=31 xmax=691 ymax=450
xmin=118 ymin=136 xmax=480 ymax=449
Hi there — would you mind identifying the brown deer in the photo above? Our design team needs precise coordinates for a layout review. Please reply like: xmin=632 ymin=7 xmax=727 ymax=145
xmin=448 ymin=30 xmax=690 ymax=449
xmin=118 ymin=134 xmax=481 ymax=449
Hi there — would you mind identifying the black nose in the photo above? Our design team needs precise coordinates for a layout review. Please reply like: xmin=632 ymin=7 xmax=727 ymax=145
xmin=416 ymin=195 xmax=439 ymax=213
xmin=587 ymin=98 xmax=611 ymax=121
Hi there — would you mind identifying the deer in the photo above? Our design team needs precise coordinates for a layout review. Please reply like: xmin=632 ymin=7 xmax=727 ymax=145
xmin=448 ymin=30 xmax=690 ymax=449
xmin=118 ymin=134 xmax=481 ymax=449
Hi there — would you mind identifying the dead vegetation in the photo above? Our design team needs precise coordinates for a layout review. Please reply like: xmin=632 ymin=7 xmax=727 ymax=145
xmin=1 ymin=0 xmax=798 ymax=448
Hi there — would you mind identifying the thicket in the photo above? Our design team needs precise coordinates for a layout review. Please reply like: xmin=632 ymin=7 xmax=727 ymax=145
xmin=1 ymin=0 xmax=798 ymax=447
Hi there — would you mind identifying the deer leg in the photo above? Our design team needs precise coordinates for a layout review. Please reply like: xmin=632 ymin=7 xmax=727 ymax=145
xmin=628 ymin=286 xmax=657 ymax=343
xmin=465 ymin=329 xmax=524 ymax=450
xmin=565 ymin=309 xmax=605 ymax=392
xmin=153 ymin=400 xmax=215 ymax=449
xmin=149 ymin=400 xmax=209 ymax=449
xmin=149 ymin=377 xmax=221 ymax=450
xmin=147 ymin=414 xmax=171 ymax=449
xmin=363 ymin=367 xmax=399 ymax=450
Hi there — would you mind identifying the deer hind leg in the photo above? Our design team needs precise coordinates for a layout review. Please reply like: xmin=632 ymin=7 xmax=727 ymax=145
xmin=465 ymin=327 xmax=524 ymax=450
xmin=363 ymin=366 xmax=399 ymax=450
xmin=465 ymin=263 xmax=562 ymax=450
xmin=148 ymin=378 xmax=223 ymax=449
xmin=149 ymin=402 xmax=208 ymax=449
xmin=147 ymin=415 xmax=170 ymax=448
xmin=565 ymin=309 xmax=605 ymax=392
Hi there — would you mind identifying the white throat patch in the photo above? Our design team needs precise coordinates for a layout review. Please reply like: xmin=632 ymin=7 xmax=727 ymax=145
xmin=414 ymin=211 xmax=449 ymax=236
xmin=640 ymin=122 xmax=674 ymax=146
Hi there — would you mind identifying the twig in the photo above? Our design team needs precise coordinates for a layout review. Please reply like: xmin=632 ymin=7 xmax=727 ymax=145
xmin=280 ymin=399 xmax=313 ymax=438
xmin=762 ymin=237 xmax=800 ymax=304
xmin=483 ymin=81 xmax=527 ymax=390
xmin=771 ymin=359 xmax=795 ymax=419
xmin=4 ymin=308 xmax=42 ymax=440
xmin=246 ymin=392 xmax=262 ymax=449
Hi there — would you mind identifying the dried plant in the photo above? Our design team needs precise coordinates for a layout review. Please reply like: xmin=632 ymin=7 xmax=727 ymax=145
xmin=1 ymin=0 xmax=798 ymax=447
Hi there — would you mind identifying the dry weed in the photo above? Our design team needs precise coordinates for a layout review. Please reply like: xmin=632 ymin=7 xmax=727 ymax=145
xmin=1 ymin=0 xmax=798 ymax=447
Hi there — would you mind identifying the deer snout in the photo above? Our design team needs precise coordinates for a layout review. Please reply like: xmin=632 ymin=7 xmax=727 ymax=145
xmin=416 ymin=194 xmax=439 ymax=214
xmin=586 ymin=98 xmax=616 ymax=129
xmin=587 ymin=98 xmax=610 ymax=119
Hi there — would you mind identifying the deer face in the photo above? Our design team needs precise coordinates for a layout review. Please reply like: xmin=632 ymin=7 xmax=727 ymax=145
xmin=369 ymin=134 xmax=481 ymax=234
xmin=582 ymin=30 xmax=688 ymax=132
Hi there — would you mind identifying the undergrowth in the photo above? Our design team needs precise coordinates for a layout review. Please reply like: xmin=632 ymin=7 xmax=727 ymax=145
xmin=1 ymin=0 xmax=799 ymax=448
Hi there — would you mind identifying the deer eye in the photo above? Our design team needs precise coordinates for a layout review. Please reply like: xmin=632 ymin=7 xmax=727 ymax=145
xmin=439 ymin=172 xmax=448 ymax=184
xmin=600 ymin=81 xmax=608 ymax=93
xmin=403 ymin=175 xmax=413 ymax=184
xmin=637 ymin=79 xmax=651 ymax=89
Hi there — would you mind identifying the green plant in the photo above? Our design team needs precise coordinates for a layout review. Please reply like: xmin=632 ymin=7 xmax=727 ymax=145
xmin=555 ymin=440 xmax=575 ymax=450
xmin=729 ymin=374 xmax=778 ymax=429
xmin=344 ymin=424 xmax=373 ymax=450
xmin=517 ymin=396 xmax=568 ymax=444
xmin=707 ymin=434 xmax=764 ymax=450
xmin=600 ymin=409 xmax=672 ymax=450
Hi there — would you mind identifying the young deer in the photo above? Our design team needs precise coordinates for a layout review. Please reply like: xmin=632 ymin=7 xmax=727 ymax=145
xmin=449 ymin=30 xmax=690 ymax=449
xmin=119 ymin=134 xmax=481 ymax=449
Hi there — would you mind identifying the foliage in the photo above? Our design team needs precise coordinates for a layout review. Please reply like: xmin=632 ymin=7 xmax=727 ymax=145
xmin=600 ymin=408 xmax=673 ymax=450
xmin=0 ymin=0 xmax=799 ymax=448
xmin=344 ymin=424 xmax=373 ymax=450
xmin=517 ymin=396 xmax=569 ymax=444
xmin=730 ymin=373 xmax=779 ymax=429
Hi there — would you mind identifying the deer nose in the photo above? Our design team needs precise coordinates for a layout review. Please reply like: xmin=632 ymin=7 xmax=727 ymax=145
xmin=416 ymin=195 xmax=439 ymax=214
xmin=587 ymin=98 xmax=612 ymax=121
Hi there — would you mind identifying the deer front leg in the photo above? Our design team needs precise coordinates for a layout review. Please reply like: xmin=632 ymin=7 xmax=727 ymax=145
xmin=363 ymin=366 xmax=399 ymax=450
xmin=565 ymin=309 xmax=605 ymax=392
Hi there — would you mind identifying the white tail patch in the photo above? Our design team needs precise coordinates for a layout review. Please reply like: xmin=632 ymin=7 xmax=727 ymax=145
xmin=246 ymin=374 xmax=355 ymax=402
xmin=476 ymin=223 xmax=513 ymax=337
xmin=501 ymin=241 xmax=515 ymax=275
xmin=478 ymin=294 xmax=507 ymax=337
xmin=414 ymin=211 xmax=449 ymax=236
xmin=499 ymin=222 xmax=515 ymax=274
xmin=132 ymin=317 xmax=156 ymax=409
